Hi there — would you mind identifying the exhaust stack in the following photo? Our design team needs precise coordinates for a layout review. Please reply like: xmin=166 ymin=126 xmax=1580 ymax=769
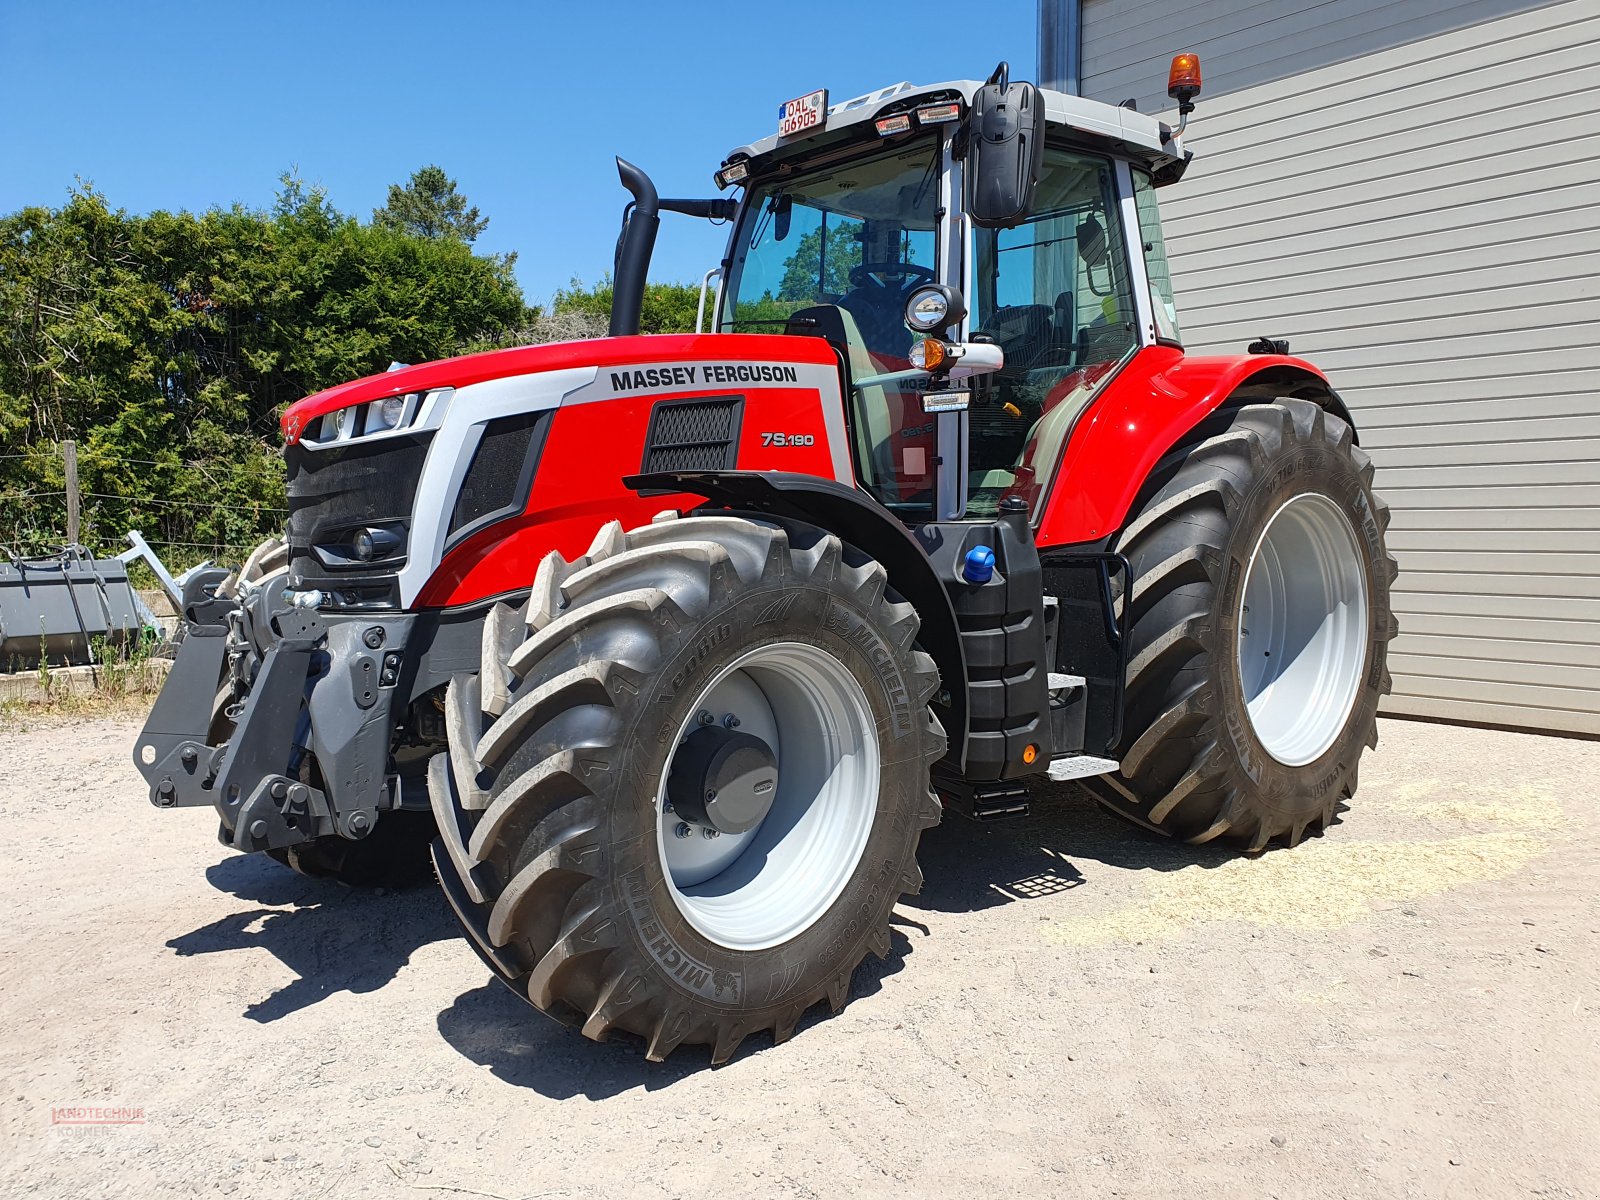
xmin=610 ymin=158 xmax=660 ymax=338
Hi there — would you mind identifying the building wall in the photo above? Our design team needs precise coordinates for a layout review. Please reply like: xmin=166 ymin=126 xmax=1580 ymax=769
xmin=1080 ymin=0 xmax=1600 ymax=735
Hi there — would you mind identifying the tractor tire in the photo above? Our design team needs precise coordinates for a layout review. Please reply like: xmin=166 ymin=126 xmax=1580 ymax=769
xmin=1084 ymin=398 xmax=1397 ymax=851
xmin=429 ymin=512 xmax=944 ymax=1062
xmin=217 ymin=535 xmax=289 ymax=601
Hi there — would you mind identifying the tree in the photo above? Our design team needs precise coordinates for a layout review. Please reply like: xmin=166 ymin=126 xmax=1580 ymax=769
xmin=778 ymin=220 xmax=863 ymax=301
xmin=0 ymin=177 xmax=529 ymax=563
xmin=548 ymin=276 xmax=703 ymax=335
xmin=0 ymin=175 xmax=714 ymax=568
xmin=372 ymin=165 xmax=489 ymax=244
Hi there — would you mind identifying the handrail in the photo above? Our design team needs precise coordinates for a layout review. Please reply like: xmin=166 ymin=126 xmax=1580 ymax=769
xmin=695 ymin=266 xmax=723 ymax=334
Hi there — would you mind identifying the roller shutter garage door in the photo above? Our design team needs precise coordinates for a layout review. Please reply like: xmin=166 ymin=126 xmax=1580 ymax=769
xmin=1080 ymin=0 xmax=1600 ymax=735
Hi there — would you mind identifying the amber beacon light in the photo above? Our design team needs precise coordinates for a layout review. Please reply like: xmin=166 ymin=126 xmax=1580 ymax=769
xmin=1168 ymin=53 xmax=1202 ymax=103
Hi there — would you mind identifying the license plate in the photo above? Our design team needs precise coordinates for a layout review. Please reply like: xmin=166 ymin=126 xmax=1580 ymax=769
xmin=922 ymin=390 xmax=971 ymax=414
xmin=778 ymin=89 xmax=827 ymax=139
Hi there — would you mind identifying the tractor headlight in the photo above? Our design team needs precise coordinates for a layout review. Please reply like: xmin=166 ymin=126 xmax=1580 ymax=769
xmin=365 ymin=395 xmax=408 ymax=434
xmin=904 ymin=283 xmax=966 ymax=335
xmin=294 ymin=388 xmax=448 ymax=449
xmin=906 ymin=289 xmax=949 ymax=331
xmin=310 ymin=522 xmax=406 ymax=570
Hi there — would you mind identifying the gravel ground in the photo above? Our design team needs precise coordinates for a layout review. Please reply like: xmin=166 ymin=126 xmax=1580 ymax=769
xmin=0 ymin=713 xmax=1596 ymax=1199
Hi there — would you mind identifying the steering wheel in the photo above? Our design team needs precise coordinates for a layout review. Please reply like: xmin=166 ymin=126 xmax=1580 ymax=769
xmin=847 ymin=261 xmax=937 ymax=289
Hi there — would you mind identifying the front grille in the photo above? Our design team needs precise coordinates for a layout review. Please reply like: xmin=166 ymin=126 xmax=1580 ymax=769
xmin=447 ymin=411 xmax=550 ymax=545
xmin=284 ymin=433 xmax=430 ymax=607
xmin=641 ymin=396 xmax=743 ymax=473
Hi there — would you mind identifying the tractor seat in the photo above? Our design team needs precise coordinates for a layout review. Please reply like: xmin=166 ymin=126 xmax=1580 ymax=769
xmin=839 ymin=285 xmax=914 ymax=361
xmin=785 ymin=305 xmax=896 ymax=487
xmin=980 ymin=304 xmax=1056 ymax=369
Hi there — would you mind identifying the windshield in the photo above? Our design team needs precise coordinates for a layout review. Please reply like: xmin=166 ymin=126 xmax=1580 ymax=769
xmin=720 ymin=138 xmax=942 ymax=512
xmin=967 ymin=147 xmax=1139 ymax=517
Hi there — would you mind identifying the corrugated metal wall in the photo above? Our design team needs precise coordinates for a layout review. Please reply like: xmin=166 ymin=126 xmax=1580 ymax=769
xmin=1081 ymin=0 xmax=1600 ymax=735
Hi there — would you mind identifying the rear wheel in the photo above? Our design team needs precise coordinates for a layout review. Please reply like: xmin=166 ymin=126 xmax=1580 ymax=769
xmin=1085 ymin=398 xmax=1397 ymax=850
xmin=429 ymin=513 xmax=944 ymax=1062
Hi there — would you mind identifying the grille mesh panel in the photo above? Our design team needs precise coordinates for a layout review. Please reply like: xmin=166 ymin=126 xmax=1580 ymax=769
xmin=448 ymin=411 xmax=548 ymax=540
xmin=642 ymin=397 xmax=742 ymax=473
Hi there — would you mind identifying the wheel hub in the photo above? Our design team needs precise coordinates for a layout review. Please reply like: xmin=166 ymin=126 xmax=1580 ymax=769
xmin=1237 ymin=491 xmax=1370 ymax=767
xmin=666 ymin=726 xmax=778 ymax=834
xmin=654 ymin=642 xmax=879 ymax=952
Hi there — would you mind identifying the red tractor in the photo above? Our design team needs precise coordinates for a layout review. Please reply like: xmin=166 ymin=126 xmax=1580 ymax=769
xmin=135 ymin=57 xmax=1395 ymax=1061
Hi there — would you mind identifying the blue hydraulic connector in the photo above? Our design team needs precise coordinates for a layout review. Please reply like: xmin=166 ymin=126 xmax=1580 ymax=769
xmin=962 ymin=545 xmax=996 ymax=584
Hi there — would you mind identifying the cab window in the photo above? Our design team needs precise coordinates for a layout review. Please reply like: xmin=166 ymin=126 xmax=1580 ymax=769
xmin=968 ymin=148 xmax=1139 ymax=516
xmin=720 ymin=139 xmax=941 ymax=513
xmin=1133 ymin=170 xmax=1182 ymax=343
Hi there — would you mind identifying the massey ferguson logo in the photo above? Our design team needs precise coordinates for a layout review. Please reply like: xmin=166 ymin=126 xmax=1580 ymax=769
xmin=609 ymin=364 xmax=800 ymax=391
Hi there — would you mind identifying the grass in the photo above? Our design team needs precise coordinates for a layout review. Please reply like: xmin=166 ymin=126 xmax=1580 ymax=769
xmin=0 ymin=690 xmax=158 ymax=731
xmin=1 ymin=624 xmax=168 ymax=731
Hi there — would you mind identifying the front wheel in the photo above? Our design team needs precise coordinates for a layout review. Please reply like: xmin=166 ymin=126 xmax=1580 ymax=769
xmin=430 ymin=513 xmax=944 ymax=1062
xmin=1086 ymin=398 xmax=1398 ymax=850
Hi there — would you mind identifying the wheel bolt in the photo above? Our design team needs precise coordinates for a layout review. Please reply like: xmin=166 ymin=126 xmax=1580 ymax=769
xmin=698 ymin=711 xmax=714 ymax=726
xmin=674 ymin=822 xmax=693 ymax=839
xmin=702 ymin=827 xmax=720 ymax=840
xmin=722 ymin=714 xmax=740 ymax=729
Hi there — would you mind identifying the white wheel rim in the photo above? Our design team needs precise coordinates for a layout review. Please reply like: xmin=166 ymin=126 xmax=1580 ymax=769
xmin=1237 ymin=492 xmax=1369 ymax=767
xmin=655 ymin=642 xmax=879 ymax=952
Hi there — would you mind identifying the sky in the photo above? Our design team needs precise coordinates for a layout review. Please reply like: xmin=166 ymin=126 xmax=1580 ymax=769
xmin=2 ymin=1 xmax=1039 ymax=305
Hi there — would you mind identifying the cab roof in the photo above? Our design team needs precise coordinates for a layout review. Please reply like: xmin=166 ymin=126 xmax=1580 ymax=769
xmin=723 ymin=79 xmax=1184 ymax=181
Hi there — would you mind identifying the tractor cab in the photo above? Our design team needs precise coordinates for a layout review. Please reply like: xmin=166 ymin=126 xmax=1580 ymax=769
xmin=704 ymin=65 xmax=1191 ymax=524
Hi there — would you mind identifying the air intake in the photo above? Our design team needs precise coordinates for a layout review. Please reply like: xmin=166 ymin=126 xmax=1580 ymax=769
xmin=641 ymin=396 xmax=744 ymax=473
xmin=446 ymin=411 xmax=550 ymax=546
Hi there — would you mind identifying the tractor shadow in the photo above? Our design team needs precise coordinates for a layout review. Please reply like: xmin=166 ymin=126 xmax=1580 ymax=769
xmin=907 ymin=780 xmax=1348 ymax=914
xmin=165 ymin=852 xmax=456 ymax=1022
xmin=433 ymin=926 xmax=914 ymax=1100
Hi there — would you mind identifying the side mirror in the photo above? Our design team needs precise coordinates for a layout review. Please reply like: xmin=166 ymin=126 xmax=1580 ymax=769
xmin=1076 ymin=215 xmax=1106 ymax=267
xmin=967 ymin=62 xmax=1045 ymax=229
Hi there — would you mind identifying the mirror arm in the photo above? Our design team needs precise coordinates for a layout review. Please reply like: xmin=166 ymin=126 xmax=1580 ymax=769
xmin=659 ymin=197 xmax=739 ymax=220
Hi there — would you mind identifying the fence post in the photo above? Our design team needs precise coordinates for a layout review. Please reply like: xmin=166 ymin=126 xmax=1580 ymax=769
xmin=63 ymin=439 xmax=80 ymax=548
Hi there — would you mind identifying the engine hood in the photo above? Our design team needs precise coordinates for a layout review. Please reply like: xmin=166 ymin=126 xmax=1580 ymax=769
xmin=280 ymin=333 xmax=831 ymax=445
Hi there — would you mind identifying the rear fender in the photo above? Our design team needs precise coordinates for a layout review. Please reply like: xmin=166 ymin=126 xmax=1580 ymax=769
xmin=1032 ymin=346 xmax=1356 ymax=549
xmin=627 ymin=470 xmax=968 ymax=766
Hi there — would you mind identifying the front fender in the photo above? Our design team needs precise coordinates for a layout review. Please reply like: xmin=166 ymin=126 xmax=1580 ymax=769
xmin=1032 ymin=346 xmax=1350 ymax=548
